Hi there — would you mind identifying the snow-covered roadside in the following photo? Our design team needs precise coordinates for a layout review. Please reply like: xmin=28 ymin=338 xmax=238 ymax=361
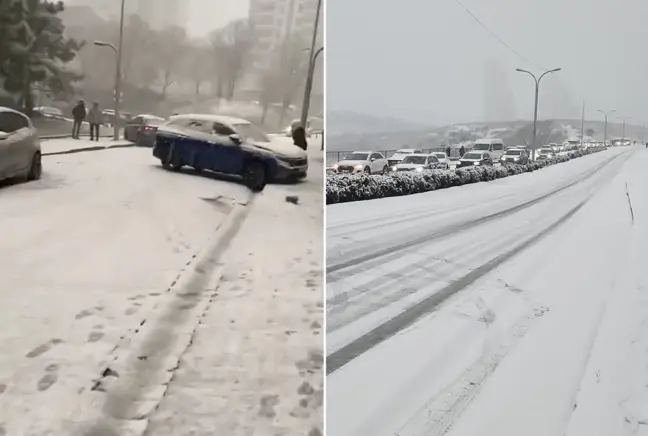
xmin=563 ymin=152 xmax=648 ymax=436
xmin=327 ymin=147 xmax=646 ymax=436
xmin=138 ymin=175 xmax=324 ymax=436
xmin=0 ymin=148 xmax=250 ymax=435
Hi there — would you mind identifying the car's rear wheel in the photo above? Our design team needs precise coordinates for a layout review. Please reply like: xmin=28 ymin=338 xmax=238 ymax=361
xmin=242 ymin=161 xmax=267 ymax=192
xmin=27 ymin=152 xmax=42 ymax=181
xmin=170 ymin=150 xmax=183 ymax=171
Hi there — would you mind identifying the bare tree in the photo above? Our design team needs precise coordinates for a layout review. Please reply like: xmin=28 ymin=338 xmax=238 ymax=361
xmin=154 ymin=26 xmax=188 ymax=98
xmin=209 ymin=19 xmax=254 ymax=100
xmin=269 ymin=37 xmax=309 ymax=126
xmin=184 ymin=44 xmax=214 ymax=97
xmin=120 ymin=15 xmax=158 ymax=88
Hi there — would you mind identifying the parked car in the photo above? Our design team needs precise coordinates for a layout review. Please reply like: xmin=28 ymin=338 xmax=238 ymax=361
xmin=33 ymin=106 xmax=64 ymax=119
xmin=457 ymin=151 xmax=493 ymax=168
xmin=387 ymin=148 xmax=424 ymax=170
xmin=333 ymin=151 xmax=388 ymax=174
xmin=0 ymin=107 xmax=42 ymax=184
xmin=430 ymin=152 xmax=450 ymax=169
xmin=153 ymin=114 xmax=308 ymax=191
xmin=500 ymin=148 xmax=529 ymax=165
xmin=124 ymin=114 xmax=165 ymax=146
xmin=393 ymin=154 xmax=440 ymax=172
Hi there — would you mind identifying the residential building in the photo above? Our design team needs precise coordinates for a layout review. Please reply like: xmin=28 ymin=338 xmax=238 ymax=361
xmin=246 ymin=0 xmax=322 ymax=87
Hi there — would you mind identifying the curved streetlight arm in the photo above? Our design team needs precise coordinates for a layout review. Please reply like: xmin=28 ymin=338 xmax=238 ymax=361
xmin=94 ymin=40 xmax=117 ymax=54
xmin=538 ymin=68 xmax=562 ymax=83
xmin=313 ymin=46 xmax=324 ymax=63
xmin=515 ymin=68 xmax=538 ymax=85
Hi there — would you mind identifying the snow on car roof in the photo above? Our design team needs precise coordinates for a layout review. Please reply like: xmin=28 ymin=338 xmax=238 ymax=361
xmin=169 ymin=113 xmax=250 ymax=125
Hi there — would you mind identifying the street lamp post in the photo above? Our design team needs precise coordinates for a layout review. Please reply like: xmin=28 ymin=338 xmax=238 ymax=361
xmin=515 ymin=67 xmax=562 ymax=161
xmin=94 ymin=0 xmax=125 ymax=140
xmin=597 ymin=109 xmax=615 ymax=146
xmin=300 ymin=0 xmax=323 ymax=132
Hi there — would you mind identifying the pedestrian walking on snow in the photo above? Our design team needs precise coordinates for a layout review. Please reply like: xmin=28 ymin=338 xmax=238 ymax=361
xmin=459 ymin=145 xmax=466 ymax=157
xmin=291 ymin=120 xmax=307 ymax=151
xmin=445 ymin=146 xmax=451 ymax=158
xmin=87 ymin=101 xmax=103 ymax=141
xmin=71 ymin=100 xmax=86 ymax=139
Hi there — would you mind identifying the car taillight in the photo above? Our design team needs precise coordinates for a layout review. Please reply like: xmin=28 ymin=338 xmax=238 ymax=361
xmin=142 ymin=125 xmax=155 ymax=132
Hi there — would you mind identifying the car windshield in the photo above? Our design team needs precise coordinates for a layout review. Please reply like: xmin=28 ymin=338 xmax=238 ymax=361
xmin=344 ymin=153 xmax=369 ymax=161
xmin=401 ymin=156 xmax=428 ymax=164
xmin=463 ymin=152 xmax=482 ymax=159
xmin=539 ymin=149 xmax=551 ymax=154
xmin=433 ymin=153 xmax=446 ymax=159
xmin=505 ymin=150 xmax=522 ymax=156
xmin=472 ymin=143 xmax=490 ymax=150
xmin=234 ymin=122 xmax=270 ymax=143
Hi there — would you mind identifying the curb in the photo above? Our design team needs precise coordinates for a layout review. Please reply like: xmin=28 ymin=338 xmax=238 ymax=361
xmin=42 ymin=143 xmax=136 ymax=156
xmin=67 ymin=194 xmax=256 ymax=436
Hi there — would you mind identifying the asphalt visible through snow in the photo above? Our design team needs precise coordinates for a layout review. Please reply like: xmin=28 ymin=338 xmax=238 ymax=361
xmin=0 ymin=144 xmax=323 ymax=435
xmin=326 ymin=147 xmax=648 ymax=436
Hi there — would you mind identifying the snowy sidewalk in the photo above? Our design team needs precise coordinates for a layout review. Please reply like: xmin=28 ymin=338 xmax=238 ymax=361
xmin=140 ymin=182 xmax=324 ymax=435
xmin=41 ymin=137 xmax=134 ymax=156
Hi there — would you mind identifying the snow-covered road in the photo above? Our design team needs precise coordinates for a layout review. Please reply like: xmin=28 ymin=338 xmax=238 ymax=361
xmin=327 ymin=147 xmax=648 ymax=436
xmin=0 ymin=145 xmax=323 ymax=435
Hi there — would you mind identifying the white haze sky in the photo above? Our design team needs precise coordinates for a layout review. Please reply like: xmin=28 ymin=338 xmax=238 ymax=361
xmin=186 ymin=0 xmax=249 ymax=39
xmin=327 ymin=0 xmax=648 ymax=125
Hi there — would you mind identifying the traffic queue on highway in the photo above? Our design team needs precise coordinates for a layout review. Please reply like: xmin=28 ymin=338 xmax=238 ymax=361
xmin=329 ymin=138 xmax=613 ymax=175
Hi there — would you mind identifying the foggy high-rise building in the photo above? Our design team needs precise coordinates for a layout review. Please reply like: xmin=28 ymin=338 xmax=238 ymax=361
xmin=248 ymin=0 xmax=322 ymax=70
xmin=482 ymin=59 xmax=516 ymax=122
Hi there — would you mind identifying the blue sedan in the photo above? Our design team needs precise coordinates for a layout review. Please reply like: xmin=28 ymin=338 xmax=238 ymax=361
xmin=153 ymin=114 xmax=308 ymax=191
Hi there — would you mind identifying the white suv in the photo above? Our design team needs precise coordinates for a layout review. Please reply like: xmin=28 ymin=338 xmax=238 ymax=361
xmin=333 ymin=151 xmax=389 ymax=174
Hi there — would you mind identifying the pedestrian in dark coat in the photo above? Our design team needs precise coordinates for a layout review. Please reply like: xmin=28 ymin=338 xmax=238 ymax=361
xmin=459 ymin=145 xmax=466 ymax=157
xmin=72 ymin=100 xmax=86 ymax=139
xmin=291 ymin=120 xmax=307 ymax=150
xmin=445 ymin=146 xmax=451 ymax=158
xmin=87 ymin=101 xmax=103 ymax=141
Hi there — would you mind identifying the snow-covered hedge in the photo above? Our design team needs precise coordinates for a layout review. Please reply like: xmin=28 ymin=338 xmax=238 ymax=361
xmin=326 ymin=148 xmax=604 ymax=204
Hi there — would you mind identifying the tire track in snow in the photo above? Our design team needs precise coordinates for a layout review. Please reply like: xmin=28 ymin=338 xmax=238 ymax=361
xmin=327 ymin=192 xmax=595 ymax=374
xmin=328 ymin=152 xmax=625 ymax=283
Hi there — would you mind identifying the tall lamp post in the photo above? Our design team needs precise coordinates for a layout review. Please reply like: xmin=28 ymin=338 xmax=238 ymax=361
xmin=515 ymin=67 xmax=562 ymax=160
xmin=94 ymin=0 xmax=125 ymax=140
xmin=300 ymin=0 xmax=323 ymax=131
xmin=597 ymin=109 xmax=615 ymax=146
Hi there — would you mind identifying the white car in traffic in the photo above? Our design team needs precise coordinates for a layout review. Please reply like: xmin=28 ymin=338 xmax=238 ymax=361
xmin=393 ymin=154 xmax=440 ymax=172
xmin=333 ymin=151 xmax=389 ymax=174
xmin=430 ymin=152 xmax=450 ymax=169
xmin=387 ymin=148 xmax=424 ymax=170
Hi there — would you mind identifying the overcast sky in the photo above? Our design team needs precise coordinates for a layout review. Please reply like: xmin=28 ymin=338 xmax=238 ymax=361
xmin=327 ymin=0 xmax=648 ymax=126
xmin=186 ymin=0 xmax=249 ymax=39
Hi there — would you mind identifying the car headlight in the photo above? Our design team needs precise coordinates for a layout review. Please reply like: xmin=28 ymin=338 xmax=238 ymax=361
xmin=415 ymin=167 xmax=423 ymax=172
xmin=391 ymin=166 xmax=397 ymax=171
xmin=333 ymin=164 xmax=338 ymax=170
xmin=354 ymin=164 xmax=363 ymax=170
xmin=473 ymin=161 xmax=479 ymax=165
